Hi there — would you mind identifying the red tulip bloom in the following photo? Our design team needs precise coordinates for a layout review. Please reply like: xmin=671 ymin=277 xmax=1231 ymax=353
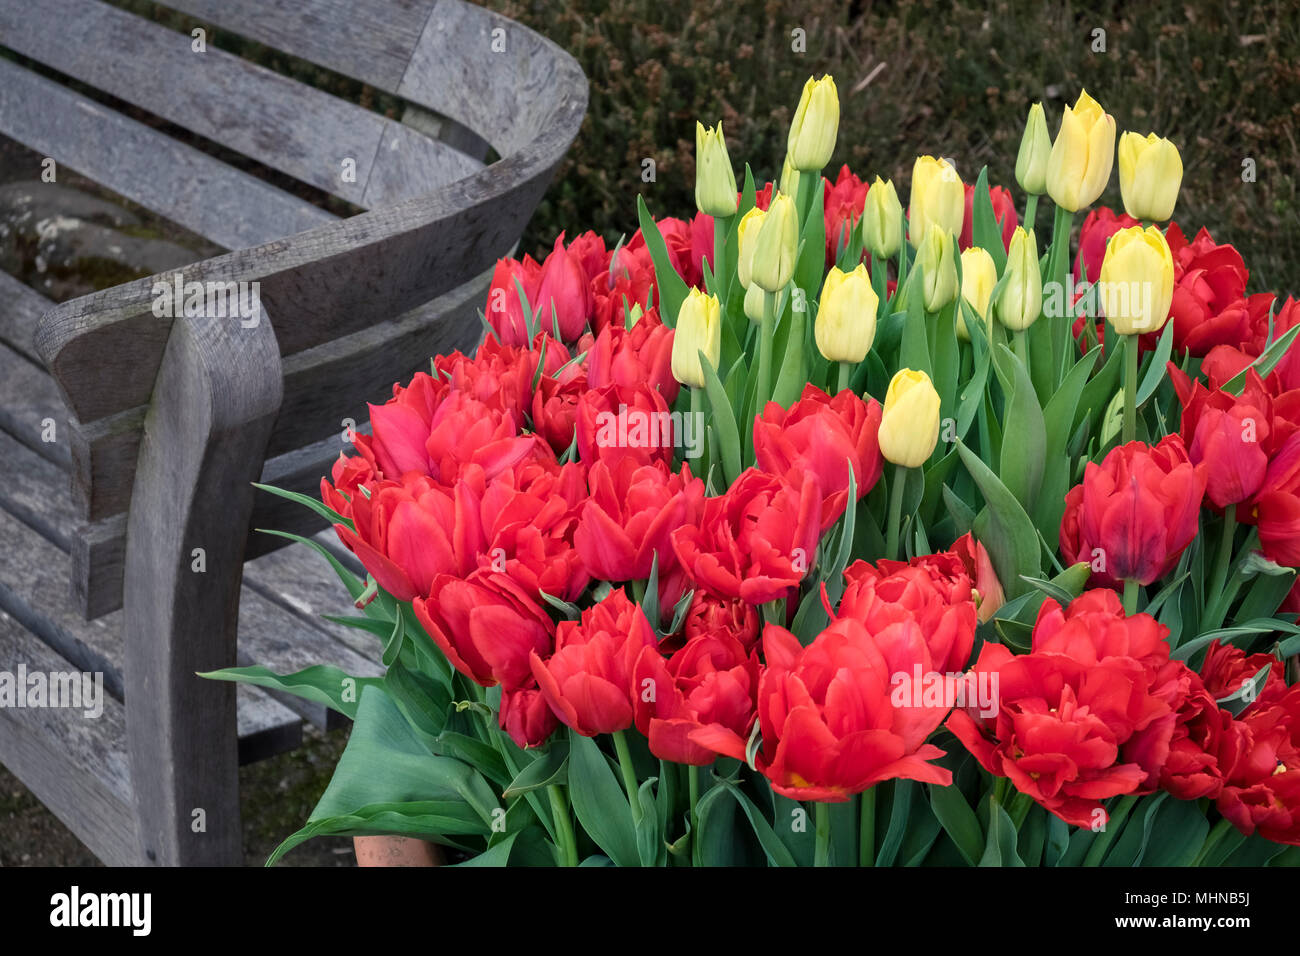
xmin=574 ymin=458 xmax=704 ymax=584
xmin=413 ymin=570 xmax=554 ymax=690
xmin=753 ymin=383 xmax=884 ymax=531
xmin=824 ymin=165 xmax=869 ymax=266
xmin=1216 ymin=686 xmax=1300 ymax=845
xmin=584 ymin=311 xmax=679 ymax=405
xmin=633 ymin=631 xmax=760 ymax=765
xmin=532 ymin=370 xmax=587 ymax=455
xmin=530 ymin=589 xmax=659 ymax=736
xmin=682 ymin=590 xmax=761 ymax=652
xmin=485 ymin=254 xmax=543 ymax=347
xmin=1199 ymin=639 xmax=1289 ymax=713
xmin=535 ymin=232 xmax=596 ymax=343
xmin=950 ymin=532 xmax=1006 ymax=622
xmin=671 ymin=469 xmax=822 ymax=605
xmin=1059 ymin=436 xmax=1205 ymax=587
xmin=499 ymin=683 xmax=561 ymax=750
xmin=753 ymin=618 xmax=953 ymax=802
xmin=574 ymin=382 xmax=677 ymax=471
xmin=591 ymin=243 xmax=656 ymax=335
xmin=960 ymin=182 xmax=1017 ymax=252
xmin=1169 ymin=366 xmax=1270 ymax=508
xmin=364 ymin=370 xmax=450 ymax=480
xmin=1159 ymin=679 xmax=1247 ymax=800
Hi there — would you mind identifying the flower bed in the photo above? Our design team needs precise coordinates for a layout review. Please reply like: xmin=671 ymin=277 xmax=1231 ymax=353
xmin=211 ymin=78 xmax=1300 ymax=867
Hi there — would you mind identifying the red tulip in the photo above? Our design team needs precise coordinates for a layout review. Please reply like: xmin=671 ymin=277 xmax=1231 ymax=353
xmin=532 ymin=370 xmax=587 ymax=455
xmin=591 ymin=243 xmax=656 ymax=335
xmin=1059 ymin=436 xmax=1205 ymax=587
xmin=499 ymin=683 xmax=561 ymax=749
xmin=824 ymin=166 xmax=869 ymax=266
xmin=574 ymin=459 xmax=704 ymax=584
xmin=485 ymin=254 xmax=543 ymax=347
xmin=753 ymin=618 xmax=953 ymax=802
xmin=412 ymin=570 xmax=554 ymax=690
xmin=671 ymin=469 xmax=822 ymax=605
xmin=364 ymin=370 xmax=449 ymax=480
xmin=1159 ymin=679 xmax=1247 ymax=800
xmin=530 ymin=589 xmax=659 ymax=736
xmin=1199 ymin=639 xmax=1289 ymax=713
xmin=1216 ymin=686 xmax=1300 ymax=845
xmin=682 ymin=590 xmax=761 ymax=652
xmin=959 ymin=182 xmax=1017 ymax=252
xmin=574 ymin=382 xmax=677 ymax=471
xmin=1170 ymin=365 xmax=1271 ymax=508
xmin=584 ymin=311 xmax=679 ymax=405
xmin=535 ymin=232 xmax=596 ymax=342
xmin=753 ymin=383 xmax=884 ymax=531
xmin=950 ymin=532 xmax=1005 ymax=622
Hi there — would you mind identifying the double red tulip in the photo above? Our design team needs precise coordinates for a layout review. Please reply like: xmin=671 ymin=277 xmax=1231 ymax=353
xmin=1216 ymin=686 xmax=1300 ymax=845
xmin=499 ymin=683 xmax=561 ymax=750
xmin=530 ymin=589 xmax=659 ymax=736
xmin=574 ymin=382 xmax=677 ymax=471
xmin=682 ymin=590 xmax=761 ymax=652
xmin=485 ymin=254 xmax=543 ymax=347
xmin=823 ymin=166 xmax=869 ymax=266
xmin=1159 ymin=679 xmax=1247 ymax=800
xmin=534 ymin=232 xmax=597 ymax=343
xmin=753 ymin=383 xmax=884 ymax=531
xmin=1169 ymin=365 xmax=1271 ymax=508
xmin=1059 ymin=435 xmax=1205 ymax=588
xmin=584 ymin=311 xmax=679 ymax=405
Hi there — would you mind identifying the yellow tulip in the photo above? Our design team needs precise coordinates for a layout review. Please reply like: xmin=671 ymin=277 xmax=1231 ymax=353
xmin=908 ymin=156 xmax=964 ymax=249
xmin=780 ymin=153 xmax=801 ymax=197
xmin=1045 ymin=89 xmax=1116 ymax=212
xmin=671 ymin=288 xmax=723 ymax=389
xmin=695 ymin=121 xmax=738 ymax=217
xmin=1015 ymin=103 xmax=1051 ymax=196
xmin=751 ymin=192 xmax=798 ymax=293
xmin=1098 ymin=225 xmax=1175 ymax=335
xmin=957 ymin=247 xmax=997 ymax=341
xmin=743 ymin=282 xmax=766 ymax=323
xmin=787 ymin=75 xmax=839 ymax=171
xmin=915 ymin=225 xmax=958 ymax=313
xmin=995 ymin=227 xmax=1043 ymax=332
xmin=1118 ymin=131 xmax=1183 ymax=222
xmin=816 ymin=264 xmax=879 ymax=363
xmin=736 ymin=206 xmax=767 ymax=289
xmin=879 ymin=368 xmax=941 ymax=468
xmin=862 ymin=177 xmax=902 ymax=260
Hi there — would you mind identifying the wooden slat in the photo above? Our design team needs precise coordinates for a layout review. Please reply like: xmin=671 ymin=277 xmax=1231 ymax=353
xmin=0 ymin=269 xmax=51 ymax=364
xmin=68 ymin=406 xmax=147 ymax=523
xmin=161 ymin=0 xmax=436 ymax=95
xmin=0 ymin=0 xmax=483 ymax=206
xmin=0 ymin=57 xmax=335 ymax=251
xmin=71 ymin=515 xmax=127 ymax=622
xmin=0 ymin=608 xmax=140 ymax=866
xmin=0 ymin=340 xmax=70 ymax=469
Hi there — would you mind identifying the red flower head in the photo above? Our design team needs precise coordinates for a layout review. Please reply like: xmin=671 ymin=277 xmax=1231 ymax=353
xmin=591 ymin=243 xmax=657 ymax=335
xmin=1199 ymin=639 xmax=1289 ymax=713
xmin=1059 ymin=436 xmax=1205 ymax=587
xmin=485 ymin=254 xmax=542 ymax=347
xmin=1169 ymin=365 xmax=1271 ymax=509
xmin=530 ymin=589 xmax=659 ymax=736
xmin=671 ymin=468 xmax=822 ymax=605
xmin=364 ymin=370 xmax=450 ymax=480
xmin=499 ymin=683 xmax=561 ymax=750
xmin=632 ymin=631 xmax=760 ymax=765
xmin=682 ymin=590 xmax=761 ymax=653
xmin=535 ymin=232 xmax=597 ymax=343
xmin=960 ymin=182 xmax=1018 ymax=252
xmin=837 ymin=549 xmax=979 ymax=675
xmin=1216 ymin=686 xmax=1300 ymax=845
xmin=1159 ymin=679 xmax=1247 ymax=801
xmin=574 ymin=382 xmax=677 ymax=471
xmin=753 ymin=383 xmax=884 ymax=531
xmin=823 ymin=166 xmax=869 ymax=266
xmin=951 ymin=532 xmax=1006 ymax=622
xmin=584 ymin=310 xmax=679 ymax=405
xmin=412 ymin=569 xmax=554 ymax=690
xmin=574 ymin=458 xmax=704 ymax=585
xmin=629 ymin=214 xmax=711 ymax=291
xmin=753 ymin=617 xmax=953 ymax=802
xmin=447 ymin=332 xmax=571 ymax=428
xmin=1164 ymin=222 xmax=1253 ymax=356
xmin=532 ymin=369 xmax=587 ymax=456
xmin=322 ymin=447 xmax=379 ymax=522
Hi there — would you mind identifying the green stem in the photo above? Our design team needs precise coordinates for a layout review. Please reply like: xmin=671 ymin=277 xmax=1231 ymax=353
xmin=1083 ymin=794 xmax=1139 ymax=866
xmin=757 ymin=291 xmax=776 ymax=411
xmin=712 ymin=213 xmax=732 ymax=306
xmin=1122 ymin=332 xmax=1139 ymax=444
xmin=837 ymin=361 xmax=853 ymax=394
xmin=794 ymin=168 xmax=817 ymax=228
xmin=1122 ymin=578 xmax=1140 ymax=616
xmin=1007 ymin=790 xmax=1035 ymax=830
xmin=859 ymin=787 xmax=876 ymax=867
xmin=547 ymin=785 xmax=580 ymax=867
xmin=1013 ymin=328 xmax=1030 ymax=375
xmin=1047 ymin=205 xmax=1075 ymax=390
xmin=814 ymin=802 xmax=832 ymax=867
xmin=610 ymin=730 xmax=641 ymax=817
xmin=885 ymin=463 xmax=908 ymax=560
xmin=1023 ymin=193 xmax=1039 ymax=234
xmin=1191 ymin=817 xmax=1235 ymax=866
xmin=1205 ymin=504 xmax=1238 ymax=623
xmin=688 ymin=764 xmax=700 ymax=836
xmin=690 ymin=384 xmax=711 ymax=481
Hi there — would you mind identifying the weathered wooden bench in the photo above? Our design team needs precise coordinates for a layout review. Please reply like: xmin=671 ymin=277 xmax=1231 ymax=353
xmin=0 ymin=0 xmax=586 ymax=864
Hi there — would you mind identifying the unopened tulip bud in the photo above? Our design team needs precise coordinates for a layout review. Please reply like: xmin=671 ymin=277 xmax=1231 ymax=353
xmin=995 ymin=227 xmax=1043 ymax=332
xmin=744 ymin=282 xmax=766 ymax=322
xmin=1046 ymin=89 xmax=1116 ymax=212
xmin=957 ymin=247 xmax=997 ymax=341
xmin=908 ymin=156 xmax=964 ymax=249
xmin=671 ymin=288 xmax=722 ymax=388
xmin=695 ymin=121 xmax=739 ymax=218
xmin=787 ymin=75 xmax=839 ymax=171
xmin=1118 ymin=131 xmax=1183 ymax=222
xmin=879 ymin=368 xmax=941 ymax=467
xmin=780 ymin=153 xmax=801 ymax=197
xmin=915 ymin=225 xmax=958 ymax=312
xmin=736 ymin=206 xmax=766 ymax=290
xmin=1098 ymin=225 xmax=1175 ymax=335
xmin=751 ymin=192 xmax=798 ymax=293
xmin=862 ymin=177 xmax=902 ymax=260
xmin=1015 ymin=103 xmax=1051 ymax=196
xmin=816 ymin=264 xmax=879 ymax=363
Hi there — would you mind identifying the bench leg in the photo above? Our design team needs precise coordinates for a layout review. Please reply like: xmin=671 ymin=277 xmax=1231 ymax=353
xmin=123 ymin=311 xmax=282 ymax=865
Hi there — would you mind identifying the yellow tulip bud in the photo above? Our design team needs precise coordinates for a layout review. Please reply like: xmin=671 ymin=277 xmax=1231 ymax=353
xmin=736 ymin=206 xmax=766 ymax=289
xmin=1015 ymin=103 xmax=1051 ymax=196
xmin=1045 ymin=89 xmax=1116 ymax=212
xmin=743 ymin=282 xmax=766 ymax=323
xmin=915 ymin=226 xmax=958 ymax=313
xmin=751 ymin=192 xmax=798 ymax=293
xmin=879 ymin=368 xmax=941 ymax=468
xmin=671 ymin=288 xmax=723 ymax=389
xmin=695 ymin=121 xmax=739 ymax=218
xmin=1118 ymin=131 xmax=1183 ymax=222
xmin=816 ymin=264 xmax=879 ymax=363
xmin=908 ymin=156 xmax=964 ymax=249
xmin=1098 ymin=225 xmax=1175 ymax=336
xmin=862 ymin=177 xmax=902 ymax=260
xmin=957 ymin=247 xmax=997 ymax=341
xmin=995 ymin=227 xmax=1043 ymax=332
xmin=780 ymin=153 xmax=801 ymax=197
xmin=787 ymin=75 xmax=839 ymax=171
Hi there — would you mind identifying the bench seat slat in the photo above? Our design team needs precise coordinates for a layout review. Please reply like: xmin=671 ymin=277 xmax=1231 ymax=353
xmin=0 ymin=0 xmax=484 ymax=206
xmin=0 ymin=57 xmax=336 ymax=251
xmin=0 ymin=269 xmax=52 ymax=364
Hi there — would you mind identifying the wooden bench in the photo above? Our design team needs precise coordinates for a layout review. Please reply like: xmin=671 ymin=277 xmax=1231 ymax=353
xmin=0 ymin=0 xmax=586 ymax=864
